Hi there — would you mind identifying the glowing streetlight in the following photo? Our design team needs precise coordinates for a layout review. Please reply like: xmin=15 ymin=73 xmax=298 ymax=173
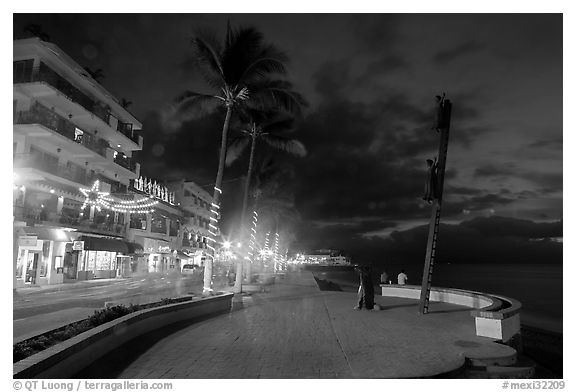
xmin=237 ymin=242 xmax=242 ymax=248
xmin=223 ymin=241 xmax=231 ymax=249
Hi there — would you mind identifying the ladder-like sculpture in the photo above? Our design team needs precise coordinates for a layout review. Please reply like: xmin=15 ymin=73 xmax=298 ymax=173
xmin=419 ymin=95 xmax=452 ymax=314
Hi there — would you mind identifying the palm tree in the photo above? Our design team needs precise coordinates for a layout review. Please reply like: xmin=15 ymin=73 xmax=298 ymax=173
xmin=120 ymin=98 xmax=133 ymax=109
xmin=83 ymin=67 xmax=105 ymax=82
xmin=244 ymin=158 xmax=301 ymax=279
xmin=172 ymin=22 xmax=304 ymax=294
xmin=23 ymin=24 xmax=50 ymax=42
xmin=226 ymin=110 xmax=306 ymax=288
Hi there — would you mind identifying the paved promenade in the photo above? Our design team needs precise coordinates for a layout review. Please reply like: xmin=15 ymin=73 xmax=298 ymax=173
xmin=77 ymin=270 xmax=514 ymax=378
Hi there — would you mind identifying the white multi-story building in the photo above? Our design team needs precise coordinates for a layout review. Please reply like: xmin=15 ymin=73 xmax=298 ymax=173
xmin=13 ymin=38 xmax=143 ymax=287
xmin=125 ymin=176 xmax=188 ymax=274
xmin=168 ymin=180 xmax=215 ymax=265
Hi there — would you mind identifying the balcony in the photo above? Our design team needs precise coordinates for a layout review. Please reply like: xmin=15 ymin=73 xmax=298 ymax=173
xmin=13 ymin=205 xmax=126 ymax=237
xmin=14 ymin=61 xmax=140 ymax=149
xmin=14 ymin=152 xmax=100 ymax=187
xmin=117 ymin=121 xmax=140 ymax=145
xmin=14 ymin=62 xmax=111 ymax=125
xmin=15 ymin=102 xmax=109 ymax=158
xmin=113 ymin=154 xmax=137 ymax=173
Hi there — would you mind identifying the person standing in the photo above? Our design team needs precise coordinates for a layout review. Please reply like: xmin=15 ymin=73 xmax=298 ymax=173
xmin=380 ymin=270 xmax=389 ymax=285
xmin=354 ymin=265 xmax=375 ymax=310
xmin=397 ymin=269 xmax=408 ymax=285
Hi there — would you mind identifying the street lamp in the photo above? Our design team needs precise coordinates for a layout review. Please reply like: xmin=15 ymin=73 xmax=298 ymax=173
xmin=223 ymin=241 xmax=231 ymax=249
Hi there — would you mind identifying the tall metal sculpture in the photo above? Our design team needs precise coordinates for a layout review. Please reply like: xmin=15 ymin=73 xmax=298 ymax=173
xmin=419 ymin=94 xmax=452 ymax=314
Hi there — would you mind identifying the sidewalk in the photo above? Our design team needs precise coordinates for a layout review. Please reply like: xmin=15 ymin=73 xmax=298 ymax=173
xmin=76 ymin=271 xmax=515 ymax=378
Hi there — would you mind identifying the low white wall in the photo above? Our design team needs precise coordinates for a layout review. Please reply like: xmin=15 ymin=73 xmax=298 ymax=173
xmin=380 ymin=284 xmax=522 ymax=344
xmin=380 ymin=285 xmax=494 ymax=309
xmin=14 ymin=293 xmax=234 ymax=379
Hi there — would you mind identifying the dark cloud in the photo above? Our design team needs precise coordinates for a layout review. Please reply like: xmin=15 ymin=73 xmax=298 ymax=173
xmin=349 ymin=15 xmax=400 ymax=52
xmin=528 ymin=138 xmax=563 ymax=149
xmin=460 ymin=216 xmax=562 ymax=239
xmin=445 ymin=185 xmax=484 ymax=196
xmin=530 ymin=172 xmax=563 ymax=194
xmin=474 ymin=164 xmax=562 ymax=195
xmin=474 ymin=164 xmax=517 ymax=178
xmin=292 ymin=215 xmax=562 ymax=268
xmin=434 ymin=41 xmax=486 ymax=64
xmin=13 ymin=14 xmax=562 ymax=258
xmin=365 ymin=55 xmax=410 ymax=74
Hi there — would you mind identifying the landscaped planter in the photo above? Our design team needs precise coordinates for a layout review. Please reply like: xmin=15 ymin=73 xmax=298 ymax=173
xmin=13 ymin=292 xmax=234 ymax=379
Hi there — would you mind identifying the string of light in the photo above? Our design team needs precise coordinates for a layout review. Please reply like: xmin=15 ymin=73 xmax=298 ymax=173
xmin=79 ymin=180 xmax=159 ymax=214
xmin=248 ymin=210 xmax=258 ymax=262
xmin=205 ymin=187 xmax=222 ymax=263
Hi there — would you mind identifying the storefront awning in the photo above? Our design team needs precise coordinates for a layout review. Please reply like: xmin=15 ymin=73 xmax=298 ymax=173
xmin=18 ymin=226 xmax=74 ymax=242
xmin=175 ymin=251 xmax=191 ymax=259
xmin=80 ymin=236 xmax=129 ymax=253
xmin=125 ymin=241 xmax=144 ymax=254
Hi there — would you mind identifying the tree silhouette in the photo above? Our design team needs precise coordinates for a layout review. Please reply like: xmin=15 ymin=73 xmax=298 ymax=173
xmin=22 ymin=24 xmax=50 ymax=42
xmin=83 ymin=67 xmax=105 ymax=82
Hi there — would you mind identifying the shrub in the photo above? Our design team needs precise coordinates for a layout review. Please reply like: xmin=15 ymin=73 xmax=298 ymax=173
xmin=13 ymin=296 xmax=196 ymax=363
xmin=87 ymin=305 xmax=131 ymax=327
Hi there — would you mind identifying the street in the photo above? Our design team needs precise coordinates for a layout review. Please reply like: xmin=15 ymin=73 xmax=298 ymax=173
xmin=13 ymin=272 xmax=231 ymax=342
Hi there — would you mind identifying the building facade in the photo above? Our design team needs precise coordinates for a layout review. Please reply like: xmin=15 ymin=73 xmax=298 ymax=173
xmin=168 ymin=180 xmax=215 ymax=267
xmin=13 ymin=38 xmax=144 ymax=288
xmin=125 ymin=176 xmax=188 ymax=274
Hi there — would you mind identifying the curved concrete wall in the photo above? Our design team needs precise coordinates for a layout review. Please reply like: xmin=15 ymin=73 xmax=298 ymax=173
xmin=380 ymin=284 xmax=522 ymax=344
xmin=380 ymin=284 xmax=494 ymax=309
xmin=14 ymin=293 xmax=234 ymax=379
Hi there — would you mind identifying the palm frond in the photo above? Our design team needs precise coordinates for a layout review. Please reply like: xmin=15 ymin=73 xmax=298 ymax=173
xmin=262 ymin=117 xmax=295 ymax=134
xmin=225 ymin=137 xmax=250 ymax=166
xmin=261 ymin=135 xmax=307 ymax=157
xmin=247 ymin=79 xmax=308 ymax=116
xmin=239 ymin=42 xmax=289 ymax=84
xmin=173 ymin=91 xmax=220 ymax=120
xmin=238 ymin=58 xmax=288 ymax=85
xmin=190 ymin=34 xmax=225 ymax=84
xmin=222 ymin=26 xmax=281 ymax=86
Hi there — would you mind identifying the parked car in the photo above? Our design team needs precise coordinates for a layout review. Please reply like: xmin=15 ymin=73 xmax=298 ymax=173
xmin=181 ymin=264 xmax=200 ymax=275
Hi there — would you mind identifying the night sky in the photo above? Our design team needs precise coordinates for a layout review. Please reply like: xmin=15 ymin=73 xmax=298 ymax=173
xmin=12 ymin=13 xmax=563 ymax=265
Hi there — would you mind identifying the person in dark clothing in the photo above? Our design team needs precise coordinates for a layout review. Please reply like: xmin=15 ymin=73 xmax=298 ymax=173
xmin=423 ymin=157 xmax=438 ymax=204
xmin=354 ymin=265 xmax=375 ymax=310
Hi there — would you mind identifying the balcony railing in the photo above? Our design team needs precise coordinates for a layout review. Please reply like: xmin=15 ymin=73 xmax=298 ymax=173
xmin=14 ymin=62 xmax=111 ymax=125
xmin=14 ymin=61 xmax=138 ymax=142
xmin=114 ymin=154 xmax=137 ymax=173
xmin=117 ymin=121 xmax=140 ymax=145
xmin=14 ymin=153 xmax=98 ymax=186
xmin=15 ymin=102 xmax=109 ymax=158
xmin=13 ymin=205 xmax=126 ymax=236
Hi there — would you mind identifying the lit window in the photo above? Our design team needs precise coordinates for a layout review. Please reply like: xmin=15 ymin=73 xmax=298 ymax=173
xmin=74 ymin=128 xmax=84 ymax=143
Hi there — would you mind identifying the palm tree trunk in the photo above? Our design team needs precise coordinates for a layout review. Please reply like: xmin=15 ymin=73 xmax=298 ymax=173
xmin=237 ymin=133 xmax=257 ymax=288
xmin=204 ymin=105 xmax=233 ymax=295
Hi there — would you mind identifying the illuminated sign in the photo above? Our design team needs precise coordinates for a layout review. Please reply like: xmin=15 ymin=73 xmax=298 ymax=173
xmin=72 ymin=241 xmax=85 ymax=251
xmin=19 ymin=236 xmax=37 ymax=247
